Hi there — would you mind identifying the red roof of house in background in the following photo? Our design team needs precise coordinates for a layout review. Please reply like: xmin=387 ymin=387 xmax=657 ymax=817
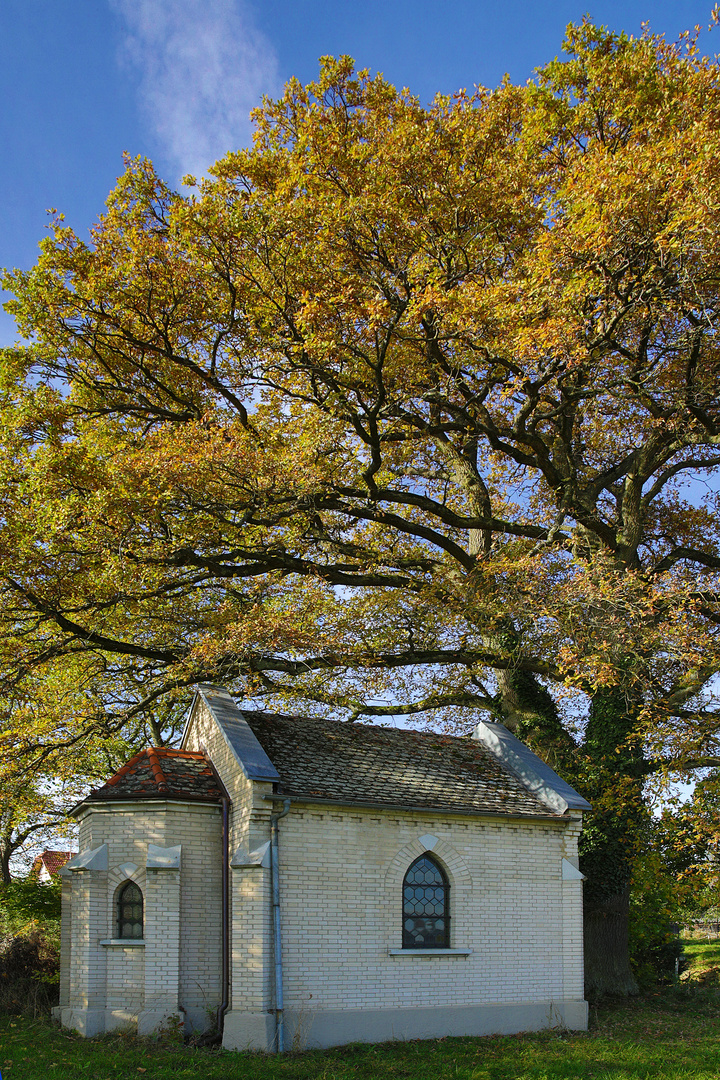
xmin=31 ymin=850 xmax=75 ymax=878
xmin=84 ymin=748 xmax=223 ymax=805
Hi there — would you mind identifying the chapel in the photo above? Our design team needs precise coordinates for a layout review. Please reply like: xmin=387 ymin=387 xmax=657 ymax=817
xmin=55 ymin=684 xmax=590 ymax=1051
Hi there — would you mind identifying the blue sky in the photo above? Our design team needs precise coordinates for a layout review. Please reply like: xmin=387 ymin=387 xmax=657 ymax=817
xmin=1 ymin=0 xmax=718 ymax=346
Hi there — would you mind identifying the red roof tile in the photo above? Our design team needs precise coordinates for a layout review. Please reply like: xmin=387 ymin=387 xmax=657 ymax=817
xmin=31 ymin=850 xmax=75 ymax=877
xmin=85 ymin=749 xmax=223 ymax=805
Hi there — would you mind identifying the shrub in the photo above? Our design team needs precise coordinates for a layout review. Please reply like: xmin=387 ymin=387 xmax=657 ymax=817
xmin=0 ymin=928 xmax=60 ymax=1016
xmin=629 ymin=851 xmax=682 ymax=987
xmin=0 ymin=877 xmax=61 ymax=929
xmin=0 ymin=878 xmax=61 ymax=1016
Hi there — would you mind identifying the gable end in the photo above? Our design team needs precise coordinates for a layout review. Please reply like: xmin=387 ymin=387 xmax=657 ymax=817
xmin=183 ymin=685 xmax=280 ymax=783
xmin=471 ymin=721 xmax=591 ymax=813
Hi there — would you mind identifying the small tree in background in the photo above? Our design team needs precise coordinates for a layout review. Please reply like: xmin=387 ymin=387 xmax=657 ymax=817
xmin=657 ymin=775 xmax=720 ymax=929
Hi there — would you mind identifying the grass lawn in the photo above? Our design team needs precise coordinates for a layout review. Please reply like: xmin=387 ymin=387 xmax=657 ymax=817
xmin=1 ymin=941 xmax=719 ymax=1080
xmin=682 ymin=935 xmax=720 ymax=971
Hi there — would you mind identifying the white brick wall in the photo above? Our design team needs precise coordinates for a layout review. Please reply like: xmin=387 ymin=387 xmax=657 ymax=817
xmin=106 ymin=947 xmax=144 ymax=1011
xmin=270 ymin=805 xmax=581 ymax=1011
xmin=64 ymin=800 xmax=223 ymax=1030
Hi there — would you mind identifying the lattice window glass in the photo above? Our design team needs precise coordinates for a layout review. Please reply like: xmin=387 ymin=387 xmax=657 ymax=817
xmin=402 ymin=854 xmax=449 ymax=948
xmin=117 ymin=881 xmax=143 ymax=939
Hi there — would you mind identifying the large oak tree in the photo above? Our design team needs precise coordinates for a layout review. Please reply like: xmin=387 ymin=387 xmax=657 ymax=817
xmin=4 ymin=21 xmax=720 ymax=993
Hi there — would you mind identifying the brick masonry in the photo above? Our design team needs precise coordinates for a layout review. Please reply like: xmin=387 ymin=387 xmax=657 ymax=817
xmin=55 ymin=799 xmax=222 ymax=1036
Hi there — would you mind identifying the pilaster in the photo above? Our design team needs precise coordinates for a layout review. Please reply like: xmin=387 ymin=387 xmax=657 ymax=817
xmin=561 ymin=816 xmax=586 ymax=1004
xmin=65 ymin=861 xmax=108 ymax=1035
xmin=138 ymin=846 xmax=182 ymax=1034
xmin=56 ymin=871 xmax=72 ymax=1008
xmin=223 ymin=808 xmax=274 ymax=1051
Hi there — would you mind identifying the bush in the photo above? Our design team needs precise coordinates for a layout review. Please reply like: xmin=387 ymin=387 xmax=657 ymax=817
xmin=629 ymin=851 xmax=683 ymax=987
xmin=0 ymin=877 xmax=61 ymax=928
xmin=0 ymin=878 xmax=61 ymax=1016
xmin=0 ymin=928 xmax=60 ymax=1016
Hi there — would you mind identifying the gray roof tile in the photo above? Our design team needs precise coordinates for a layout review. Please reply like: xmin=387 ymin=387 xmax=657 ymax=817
xmin=241 ymin=712 xmax=556 ymax=817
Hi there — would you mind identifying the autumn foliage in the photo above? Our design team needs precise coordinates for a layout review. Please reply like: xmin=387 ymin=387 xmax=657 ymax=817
xmin=3 ymin=20 xmax=720 ymax=990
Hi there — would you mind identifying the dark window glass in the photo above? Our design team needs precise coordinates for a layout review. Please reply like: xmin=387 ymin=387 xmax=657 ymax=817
xmin=402 ymin=854 xmax=449 ymax=948
xmin=117 ymin=881 xmax=143 ymax=939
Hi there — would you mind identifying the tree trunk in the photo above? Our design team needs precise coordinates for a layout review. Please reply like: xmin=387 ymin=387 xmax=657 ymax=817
xmin=583 ymin=886 xmax=638 ymax=999
xmin=494 ymin=659 xmax=643 ymax=998
xmin=0 ymin=840 xmax=12 ymax=884
xmin=579 ymin=686 xmax=645 ymax=999
xmin=487 ymin=620 xmax=576 ymax=772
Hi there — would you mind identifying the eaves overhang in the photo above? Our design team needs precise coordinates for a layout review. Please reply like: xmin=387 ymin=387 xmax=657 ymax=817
xmin=263 ymin=792 xmax=571 ymax=825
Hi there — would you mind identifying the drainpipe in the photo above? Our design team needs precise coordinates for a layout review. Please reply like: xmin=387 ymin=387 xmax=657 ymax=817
xmin=270 ymin=798 xmax=291 ymax=1053
xmin=217 ymin=791 xmax=230 ymax=1040
xmin=201 ymin=748 xmax=230 ymax=1043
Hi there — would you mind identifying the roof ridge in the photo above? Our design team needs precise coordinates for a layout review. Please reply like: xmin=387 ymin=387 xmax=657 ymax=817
xmin=154 ymin=748 xmax=206 ymax=758
xmin=147 ymin=746 xmax=170 ymax=793
xmin=248 ymin=709 xmax=469 ymax=736
xmin=105 ymin=749 xmax=148 ymax=788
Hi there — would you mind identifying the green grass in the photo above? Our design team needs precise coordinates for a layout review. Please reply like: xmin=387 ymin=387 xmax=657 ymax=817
xmin=682 ymin=935 xmax=720 ymax=971
xmin=1 ymin=944 xmax=720 ymax=1080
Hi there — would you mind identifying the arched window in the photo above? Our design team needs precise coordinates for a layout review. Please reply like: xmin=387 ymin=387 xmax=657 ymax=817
xmin=117 ymin=880 xmax=143 ymax=939
xmin=402 ymin=854 xmax=449 ymax=948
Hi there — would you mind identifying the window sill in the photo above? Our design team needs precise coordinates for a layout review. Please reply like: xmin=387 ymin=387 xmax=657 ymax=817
xmin=99 ymin=939 xmax=145 ymax=947
xmin=388 ymin=948 xmax=472 ymax=956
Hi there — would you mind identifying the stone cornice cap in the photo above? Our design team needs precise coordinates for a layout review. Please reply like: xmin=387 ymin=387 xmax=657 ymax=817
xmin=146 ymin=843 xmax=181 ymax=869
xmin=187 ymin=685 xmax=280 ymax=783
xmin=64 ymin=844 xmax=108 ymax=873
xmin=230 ymin=841 xmax=271 ymax=869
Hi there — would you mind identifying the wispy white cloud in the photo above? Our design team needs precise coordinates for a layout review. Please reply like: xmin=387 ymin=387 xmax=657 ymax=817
xmin=111 ymin=0 xmax=280 ymax=180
